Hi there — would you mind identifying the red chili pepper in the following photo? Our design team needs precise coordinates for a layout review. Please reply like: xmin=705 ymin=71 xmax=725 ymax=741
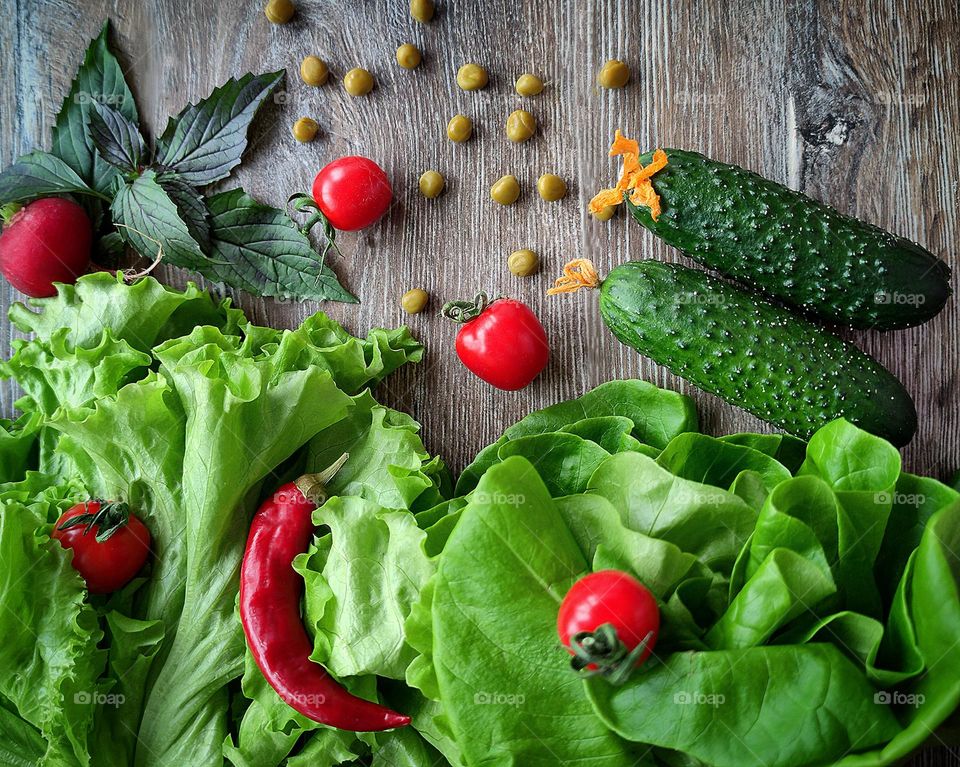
xmin=441 ymin=292 xmax=549 ymax=390
xmin=240 ymin=454 xmax=410 ymax=731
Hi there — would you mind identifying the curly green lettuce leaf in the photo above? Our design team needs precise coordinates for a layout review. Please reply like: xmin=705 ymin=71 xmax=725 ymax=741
xmin=304 ymin=391 xmax=441 ymax=510
xmin=0 ymin=496 xmax=106 ymax=767
xmin=8 ymin=272 xmax=244 ymax=353
xmin=0 ymin=413 xmax=41 ymax=483
xmin=0 ymin=697 xmax=45 ymax=767
xmin=222 ymin=649 xmax=367 ymax=767
xmin=296 ymin=496 xmax=434 ymax=680
xmin=120 ymin=327 xmax=353 ymax=765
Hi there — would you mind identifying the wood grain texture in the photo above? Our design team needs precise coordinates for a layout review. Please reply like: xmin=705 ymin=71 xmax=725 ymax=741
xmin=1 ymin=0 xmax=958 ymax=763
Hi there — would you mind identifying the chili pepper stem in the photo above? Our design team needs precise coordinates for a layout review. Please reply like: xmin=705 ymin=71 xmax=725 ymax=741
xmin=294 ymin=452 xmax=349 ymax=506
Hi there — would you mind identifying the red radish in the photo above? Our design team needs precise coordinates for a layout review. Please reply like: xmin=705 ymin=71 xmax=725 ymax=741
xmin=0 ymin=198 xmax=92 ymax=297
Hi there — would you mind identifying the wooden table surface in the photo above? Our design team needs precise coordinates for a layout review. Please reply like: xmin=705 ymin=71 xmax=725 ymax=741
xmin=1 ymin=1 xmax=958 ymax=764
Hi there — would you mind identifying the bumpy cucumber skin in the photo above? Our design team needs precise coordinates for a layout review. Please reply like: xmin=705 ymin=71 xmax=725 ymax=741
xmin=627 ymin=149 xmax=951 ymax=330
xmin=600 ymin=261 xmax=917 ymax=446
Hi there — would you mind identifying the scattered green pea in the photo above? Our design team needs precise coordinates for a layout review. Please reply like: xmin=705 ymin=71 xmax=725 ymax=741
xmin=508 ymin=249 xmax=539 ymax=276
xmin=419 ymin=170 xmax=445 ymax=198
xmin=410 ymin=0 xmax=435 ymax=23
xmin=537 ymin=174 xmax=566 ymax=201
xmin=343 ymin=68 xmax=374 ymax=96
xmin=490 ymin=175 xmax=521 ymax=205
xmin=598 ymin=59 xmax=630 ymax=89
xmin=447 ymin=114 xmax=473 ymax=143
xmin=300 ymin=56 xmax=329 ymax=86
xmin=506 ymin=110 xmax=536 ymax=142
xmin=291 ymin=117 xmax=319 ymax=143
xmin=457 ymin=63 xmax=489 ymax=91
xmin=401 ymin=288 xmax=429 ymax=314
xmin=515 ymin=73 xmax=544 ymax=96
xmin=264 ymin=0 xmax=295 ymax=24
xmin=397 ymin=44 xmax=422 ymax=70
xmin=592 ymin=204 xmax=616 ymax=221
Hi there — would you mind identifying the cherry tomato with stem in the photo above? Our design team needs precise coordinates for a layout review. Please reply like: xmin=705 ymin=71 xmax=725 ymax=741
xmin=51 ymin=500 xmax=151 ymax=594
xmin=311 ymin=156 xmax=392 ymax=231
xmin=441 ymin=292 xmax=549 ymax=390
xmin=557 ymin=570 xmax=659 ymax=684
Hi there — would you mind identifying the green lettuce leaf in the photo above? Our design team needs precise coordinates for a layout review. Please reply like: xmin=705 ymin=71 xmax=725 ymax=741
xmin=297 ymin=496 xmax=434 ymax=679
xmin=431 ymin=456 xmax=635 ymax=766
xmin=586 ymin=644 xmax=900 ymax=767
xmin=0 ymin=495 xmax=106 ymax=767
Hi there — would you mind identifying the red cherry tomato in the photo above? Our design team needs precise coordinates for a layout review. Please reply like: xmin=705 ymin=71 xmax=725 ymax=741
xmin=311 ymin=156 xmax=392 ymax=231
xmin=443 ymin=293 xmax=549 ymax=390
xmin=557 ymin=570 xmax=659 ymax=683
xmin=51 ymin=501 xmax=151 ymax=594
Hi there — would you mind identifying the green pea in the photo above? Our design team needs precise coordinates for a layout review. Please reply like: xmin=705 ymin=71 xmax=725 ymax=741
xmin=592 ymin=204 xmax=616 ymax=221
xmin=410 ymin=0 xmax=434 ymax=23
xmin=447 ymin=114 xmax=473 ymax=142
xmin=490 ymin=175 xmax=521 ymax=205
xmin=419 ymin=170 xmax=445 ymax=198
xmin=508 ymin=249 xmax=539 ymax=276
xmin=291 ymin=117 xmax=319 ymax=143
xmin=300 ymin=56 xmax=329 ymax=86
xmin=506 ymin=110 xmax=536 ymax=142
xmin=537 ymin=174 xmax=566 ymax=201
xmin=264 ymin=0 xmax=295 ymax=24
xmin=598 ymin=59 xmax=630 ymax=89
xmin=397 ymin=44 xmax=422 ymax=70
xmin=457 ymin=63 xmax=489 ymax=91
xmin=344 ymin=68 xmax=374 ymax=96
xmin=515 ymin=73 xmax=544 ymax=96
xmin=401 ymin=288 xmax=429 ymax=314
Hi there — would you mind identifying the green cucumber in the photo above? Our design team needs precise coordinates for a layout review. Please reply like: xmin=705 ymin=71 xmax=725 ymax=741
xmin=599 ymin=261 xmax=917 ymax=446
xmin=626 ymin=149 xmax=951 ymax=330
